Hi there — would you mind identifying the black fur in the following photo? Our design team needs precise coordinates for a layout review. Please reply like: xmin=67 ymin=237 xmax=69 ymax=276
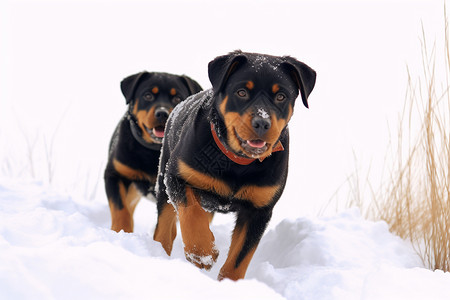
xmin=105 ymin=71 xmax=202 ymax=232
xmin=155 ymin=51 xmax=316 ymax=280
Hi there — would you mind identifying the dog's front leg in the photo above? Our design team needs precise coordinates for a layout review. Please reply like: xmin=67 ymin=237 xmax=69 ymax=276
xmin=105 ymin=175 xmax=140 ymax=233
xmin=218 ymin=207 xmax=272 ymax=281
xmin=153 ymin=200 xmax=177 ymax=256
xmin=178 ymin=186 xmax=218 ymax=270
xmin=154 ymin=169 xmax=179 ymax=256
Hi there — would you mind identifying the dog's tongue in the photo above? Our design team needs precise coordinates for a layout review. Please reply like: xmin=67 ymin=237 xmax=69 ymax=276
xmin=247 ymin=139 xmax=266 ymax=148
xmin=153 ymin=127 xmax=165 ymax=138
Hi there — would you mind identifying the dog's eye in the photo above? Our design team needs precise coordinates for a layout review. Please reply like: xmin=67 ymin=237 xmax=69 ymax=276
xmin=173 ymin=96 xmax=181 ymax=104
xmin=275 ymin=93 xmax=286 ymax=102
xmin=236 ymin=89 xmax=249 ymax=99
xmin=143 ymin=93 xmax=154 ymax=101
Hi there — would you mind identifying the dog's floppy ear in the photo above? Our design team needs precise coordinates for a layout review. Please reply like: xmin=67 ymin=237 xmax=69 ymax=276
xmin=180 ymin=75 xmax=203 ymax=95
xmin=208 ymin=50 xmax=248 ymax=94
xmin=281 ymin=57 xmax=316 ymax=108
xmin=120 ymin=71 xmax=152 ymax=104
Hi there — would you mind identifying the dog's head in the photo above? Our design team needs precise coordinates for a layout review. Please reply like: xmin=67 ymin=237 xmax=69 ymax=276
xmin=208 ymin=50 xmax=316 ymax=159
xmin=121 ymin=72 xmax=202 ymax=144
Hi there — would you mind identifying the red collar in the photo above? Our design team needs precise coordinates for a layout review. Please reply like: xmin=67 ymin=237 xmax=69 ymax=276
xmin=210 ymin=122 xmax=284 ymax=165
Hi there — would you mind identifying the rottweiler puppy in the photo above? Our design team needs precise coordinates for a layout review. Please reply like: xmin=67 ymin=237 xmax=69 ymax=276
xmin=105 ymin=71 xmax=202 ymax=233
xmin=154 ymin=51 xmax=316 ymax=280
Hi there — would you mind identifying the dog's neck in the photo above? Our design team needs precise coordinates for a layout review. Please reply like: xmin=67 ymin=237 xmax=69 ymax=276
xmin=126 ymin=111 xmax=162 ymax=151
xmin=208 ymin=105 xmax=227 ymax=139
xmin=210 ymin=122 xmax=258 ymax=165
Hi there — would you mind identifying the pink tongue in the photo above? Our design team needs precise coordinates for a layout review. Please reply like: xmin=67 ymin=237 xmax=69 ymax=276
xmin=153 ymin=127 xmax=165 ymax=138
xmin=247 ymin=139 xmax=266 ymax=148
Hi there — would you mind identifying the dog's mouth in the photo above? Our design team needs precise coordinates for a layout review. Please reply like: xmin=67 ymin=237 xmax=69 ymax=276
xmin=235 ymin=130 xmax=268 ymax=158
xmin=145 ymin=125 xmax=165 ymax=143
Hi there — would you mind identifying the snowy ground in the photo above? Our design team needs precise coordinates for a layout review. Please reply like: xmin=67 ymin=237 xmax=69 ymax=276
xmin=2 ymin=179 xmax=450 ymax=300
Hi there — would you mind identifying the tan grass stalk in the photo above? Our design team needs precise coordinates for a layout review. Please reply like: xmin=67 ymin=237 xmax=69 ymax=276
xmin=348 ymin=13 xmax=450 ymax=271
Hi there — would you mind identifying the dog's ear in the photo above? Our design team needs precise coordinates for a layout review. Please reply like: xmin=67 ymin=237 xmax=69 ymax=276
xmin=120 ymin=72 xmax=152 ymax=104
xmin=281 ymin=57 xmax=316 ymax=108
xmin=208 ymin=50 xmax=248 ymax=94
xmin=179 ymin=75 xmax=203 ymax=95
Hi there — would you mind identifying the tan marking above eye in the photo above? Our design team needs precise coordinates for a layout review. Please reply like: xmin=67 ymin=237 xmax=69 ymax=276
xmin=152 ymin=86 xmax=159 ymax=94
xmin=170 ymin=88 xmax=177 ymax=96
xmin=272 ymin=84 xmax=280 ymax=93
xmin=246 ymin=81 xmax=254 ymax=90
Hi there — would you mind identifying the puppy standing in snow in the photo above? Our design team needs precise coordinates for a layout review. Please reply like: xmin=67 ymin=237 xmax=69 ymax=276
xmin=154 ymin=51 xmax=316 ymax=280
xmin=104 ymin=72 xmax=202 ymax=233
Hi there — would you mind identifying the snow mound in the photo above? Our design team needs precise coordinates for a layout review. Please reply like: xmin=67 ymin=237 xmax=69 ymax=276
xmin=1 ymin=179 xmax=449 ymax=300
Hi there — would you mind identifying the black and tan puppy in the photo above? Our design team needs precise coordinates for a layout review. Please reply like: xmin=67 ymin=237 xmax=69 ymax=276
xmin=105 ymin=71 xmax=202 ymax=232
xmin=154 ymin=51 xmax=316 ymax=280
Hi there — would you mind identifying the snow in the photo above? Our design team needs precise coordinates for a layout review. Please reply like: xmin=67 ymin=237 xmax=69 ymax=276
xmin=1 ymin=179 xmax=450 ymax=300
xmin=252 ymin=55 xmax=279 ymax=72
xmin=257 ymin=107 xmax=270 ymax=119
xmin=185 ymin=250 xmax=217 ymax=268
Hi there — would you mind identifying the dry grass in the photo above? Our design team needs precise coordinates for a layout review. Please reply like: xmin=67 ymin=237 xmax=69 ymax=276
xmin=345 ymin=16 xmax=450 ymax=271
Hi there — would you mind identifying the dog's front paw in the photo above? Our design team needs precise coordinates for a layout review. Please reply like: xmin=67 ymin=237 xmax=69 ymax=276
xmin=184 ymin=244 xmax=219 ymax=270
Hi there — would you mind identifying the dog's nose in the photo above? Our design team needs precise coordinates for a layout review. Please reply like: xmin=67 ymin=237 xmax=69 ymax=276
xmin=154 ymin=107 xmax=170 ymax=122
xmin=252 ymin=116 xmax=271 ymax=137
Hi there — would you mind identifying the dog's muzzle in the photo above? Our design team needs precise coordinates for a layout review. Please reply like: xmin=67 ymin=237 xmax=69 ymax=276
xmin=155 ymin=107 xmax=170 ymax=123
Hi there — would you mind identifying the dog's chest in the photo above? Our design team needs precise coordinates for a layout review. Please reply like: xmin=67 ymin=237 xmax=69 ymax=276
xmin=190 ymin=137 xmax=234 ymax=177
xmin=177 ymin=148 xmax=285 ymax=211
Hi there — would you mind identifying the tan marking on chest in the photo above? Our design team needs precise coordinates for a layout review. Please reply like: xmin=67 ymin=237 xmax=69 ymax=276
xmin=178 ymin=160 xmax=232 ymax=197
xmin=235 ymin=184 xmax=280 ymax=207
xmin=113 ymin=159 xmax=155 ymax=182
